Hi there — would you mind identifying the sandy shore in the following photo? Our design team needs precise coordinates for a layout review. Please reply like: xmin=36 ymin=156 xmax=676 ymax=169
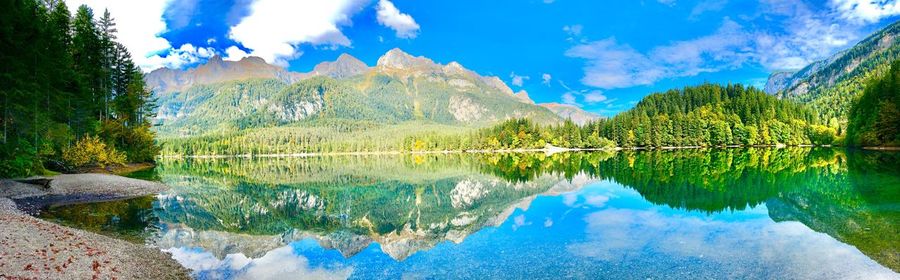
xmin=0 ymin=174 xmax=190 ymax=279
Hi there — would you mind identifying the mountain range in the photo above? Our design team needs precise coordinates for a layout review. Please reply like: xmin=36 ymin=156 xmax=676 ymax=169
xmin=765 ymin=21 xmax=900 ymax=121
xmin=146 ymin=48 xmax=601 ymax=139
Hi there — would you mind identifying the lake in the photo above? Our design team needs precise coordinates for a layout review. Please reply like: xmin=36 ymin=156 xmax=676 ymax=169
xmin=38 ymin=148 xmax=899 ymax=279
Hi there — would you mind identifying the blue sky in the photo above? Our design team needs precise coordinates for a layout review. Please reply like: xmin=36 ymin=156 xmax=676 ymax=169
xmin=71 ymin=0 xmax=900 ymax=116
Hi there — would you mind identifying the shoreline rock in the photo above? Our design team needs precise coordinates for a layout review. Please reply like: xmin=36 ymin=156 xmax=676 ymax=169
xmin=0 ymin=174 xmax=190 ymax=279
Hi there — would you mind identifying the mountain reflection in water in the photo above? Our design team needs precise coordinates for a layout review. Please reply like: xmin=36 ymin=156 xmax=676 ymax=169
xmin=39 ymin=148 xmax=899 ymax=279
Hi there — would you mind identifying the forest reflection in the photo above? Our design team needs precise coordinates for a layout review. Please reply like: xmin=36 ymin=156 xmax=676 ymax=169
xmin=40 ymin=148 xmax=899 ymax=270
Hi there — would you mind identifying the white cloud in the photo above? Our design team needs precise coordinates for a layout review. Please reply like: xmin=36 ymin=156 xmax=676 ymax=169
xmin=563 ymin=24 xmax=586 ymax=43
xmin=689 ymin=0 xmax=728 ymax=19
xmin=166 ymin=246 xmax=353 ymax=279
xmin=565 ymin=38 xmax=665 ymax=89
xmin=164 ymin=0 xmax=199 ymax=30
xmin=566 ymin=207 xmax=898 ymax=278
xmin=224 ymin=46 xmax=251 ymax=61
xmin=542 ymin=73 xmax=552 ymax=85
xmin=563 ymin=24 xmax=583 ymax=36
xmin=755 ymin=0 xmax=861 ymax=70
xmin=831 ymin=0 xmax=900 ymax=23
xmin=142 ymin=43 xmax=217 ymax=69
xmin=228 ymin=0 xmax=363 ymax=66
xmin=583 ymin=90 xmax=608 ymax=104
xmin=564 ymin=0 xmax=896 ymax=90
xmin=510 ymin=72 xmax=530 ymax=87
xmin=567 ymin=7 xmax=869 ymax=89
xmin=237 ymin=246 xmax=352 ymax=280
xmin=511 ymin=214 xmax=532 ymax=231
xmin=67 ymin=0 xmax=174 ymax=71
xmin=376 ymin=0 xmax=421 ymax=39
xmin=561 ymin=92 xmax=578 ymax=105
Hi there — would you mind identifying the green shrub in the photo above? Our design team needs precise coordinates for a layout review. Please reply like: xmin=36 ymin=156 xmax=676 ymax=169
xmin=0 ymin=140 xmax=41 ymax=178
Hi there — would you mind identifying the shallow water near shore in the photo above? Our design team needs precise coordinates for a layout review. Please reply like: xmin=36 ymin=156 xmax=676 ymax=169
xmin=38 ymin=148 xmax=900 ymax=279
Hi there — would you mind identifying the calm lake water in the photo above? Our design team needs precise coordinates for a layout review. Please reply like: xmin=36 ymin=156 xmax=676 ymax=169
xmin=39 ymin=148 xmax=899 ymax=279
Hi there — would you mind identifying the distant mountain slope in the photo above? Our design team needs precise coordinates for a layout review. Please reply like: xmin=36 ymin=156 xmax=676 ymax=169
xmin=310 ymin=53 xmax=369 ymax=79
xmin=539 ymin=103 xmax=602 ymax=125
xmin=145 ymin=56 xmax=306 ymax=94
xmin=766 ymin=20 xmax=900 ymax=122
xmin=149 ymin=49 xmax=565 ymax=138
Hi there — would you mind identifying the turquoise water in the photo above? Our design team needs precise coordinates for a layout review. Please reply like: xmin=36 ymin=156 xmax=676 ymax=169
xmin=40 ymin=148 xmax=900 ymax=279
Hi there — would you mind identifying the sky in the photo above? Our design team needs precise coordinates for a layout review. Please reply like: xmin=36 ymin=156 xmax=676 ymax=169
xmin=68 ymin=0 xmax=900 ymax=117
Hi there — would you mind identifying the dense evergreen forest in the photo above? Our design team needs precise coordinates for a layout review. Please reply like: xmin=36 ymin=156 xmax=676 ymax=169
xmin=446 ymin=83 xmax=839 ymax=151
xmin=846 ymin=60 xmax=900 ymax=146
xmin=1 ymin=0 xmax=158 ymax=177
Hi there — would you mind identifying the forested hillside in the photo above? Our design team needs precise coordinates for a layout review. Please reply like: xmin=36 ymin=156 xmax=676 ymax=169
xmin=768 ymin=21 xmax=900 ymax=125
xmin=449 ymin=84 xmax=835 ymax=151
xmin=593 ymin=83 xmax=830 ymax=147
xmin=0 ymin=0 xmax=157 ymax=177
xmin=846 ymin=60 xmax=900 ymax=146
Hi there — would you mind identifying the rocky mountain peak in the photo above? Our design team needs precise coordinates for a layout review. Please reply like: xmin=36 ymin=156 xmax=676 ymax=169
xmin=481 ymin=76 xmax=514 ymax=96
xmin=238 ymin=56 xmax=267 ymax=64
xmin=377 ymin=48 xmax=436 ymax=70
xmin=146 ymin=55 xmax=303 ymax=94
xmin=514 ymin=90 xmax=535 ymax=104
xmin=312 ymin=53 xmax=369 ymax=79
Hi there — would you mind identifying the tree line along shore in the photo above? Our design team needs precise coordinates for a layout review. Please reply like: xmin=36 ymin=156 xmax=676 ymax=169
xmin=3 ymin=0 xmax=898 ymax=178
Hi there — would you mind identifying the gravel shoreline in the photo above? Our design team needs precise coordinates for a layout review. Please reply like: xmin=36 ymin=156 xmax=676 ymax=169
xmin=0 ymin=174 xmax=190 ymax=279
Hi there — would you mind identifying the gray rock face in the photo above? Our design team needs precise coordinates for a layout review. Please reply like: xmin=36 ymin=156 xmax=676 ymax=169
xmin=448 ymin=96 xmax=488 ymax=123
xmin=764 ymin=71 xmax=795 ymax=94
xmin=376 ymin=48 xmax=439 ymax=71
xmin=311 ymin=54 xmax=369 ymax=79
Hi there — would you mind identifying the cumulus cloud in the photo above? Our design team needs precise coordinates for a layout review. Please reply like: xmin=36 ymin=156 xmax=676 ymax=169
xmin=565 ymin=20 xmax=752 ymax=89
xmin=67 ymin=0 xmax=175 ymax=71
xmin=583 ymin=90 xmax=608 ymax=104
xmin=228 ymin=0 xmax=364 ymax=66
xmin=143 ymin=43 xmax=217 ymax=69
xmin=511 ymin=214 xmax=532 ymax=231
xmin=565 ymin=0 xmax=894 ymax=89
xmin=166 ymin=245 xmax=353 ymax=279
xmin=224 ymin=46 xmax=251 ymax=61
xmin=831 ymin=0 xmax=900 ymax=23
xmin=561 ymin=92 xmax=578 ymax=105
xmin=376 ymin=0 xmax=421 ymax=39
xmin=755 ymin=0 xmax=861 ymax=69
xmin=542 ymin=73 xmax=552 ymax=85
xmin=510 ymin=72 xmax=530 ymax=87
xmin=566 ymin=207 xmax=897 ymax=278
xmin=567 ymin=4 xmax=870 ymax=89
xmin=565 ymin=38 xmax=665 ymax=89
